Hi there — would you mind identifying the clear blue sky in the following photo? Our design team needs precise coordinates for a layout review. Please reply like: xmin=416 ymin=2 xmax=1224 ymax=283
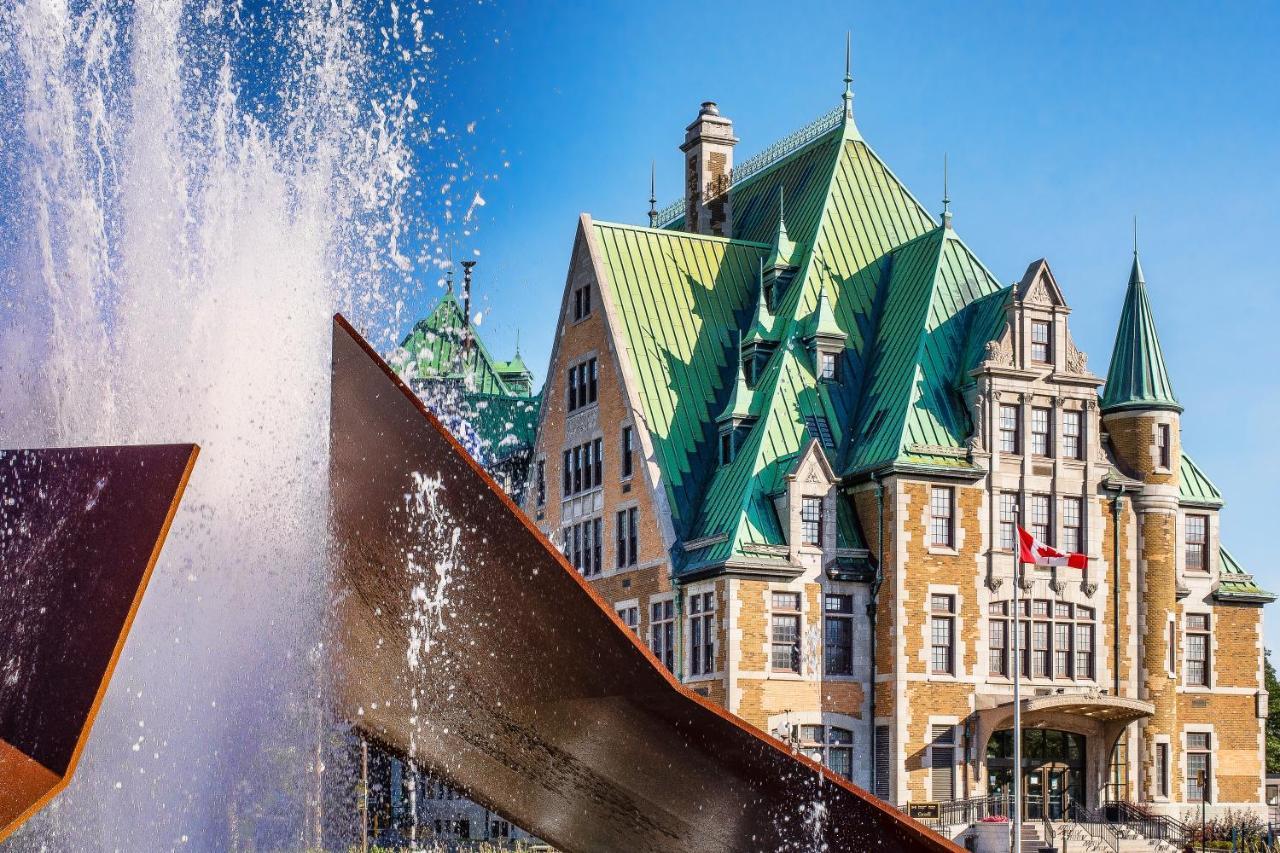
xmin=427 ymin=1 xmax=1280 ymax=648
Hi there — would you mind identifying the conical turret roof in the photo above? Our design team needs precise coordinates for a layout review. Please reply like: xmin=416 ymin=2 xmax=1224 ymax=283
xmin=1101 ymin=253 xmax=1181 ymax=414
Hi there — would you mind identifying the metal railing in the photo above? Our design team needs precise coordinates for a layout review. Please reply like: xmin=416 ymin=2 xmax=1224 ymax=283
xmin=1102 ymin=799 xmax=1189 ymax=847
xmin=1065 ymin=801 xmax=1120 ymax=852
xmin=654 ymin=105 xmax=846 ymax=227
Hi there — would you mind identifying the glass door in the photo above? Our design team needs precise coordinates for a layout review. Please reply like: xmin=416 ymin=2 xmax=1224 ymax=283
xmin=1046 ymin=769 xmax=1067 ymax=820
xmin=1025 ymin=771 xmax=1044 ymax=821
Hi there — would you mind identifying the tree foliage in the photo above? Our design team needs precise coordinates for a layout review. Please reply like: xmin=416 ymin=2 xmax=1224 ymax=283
xmin=1266 ymin=650 xmax=1280 ymax=774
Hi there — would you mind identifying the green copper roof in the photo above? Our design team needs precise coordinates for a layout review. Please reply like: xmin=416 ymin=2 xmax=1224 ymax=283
xmin=764 ymin=188 xmax=800 ymax=271
xmin=1179 ymin=454 xmax=1225 ymax=507
xmin=1100 ymin=254 xmax=1181 ymax=414
xmin=464 ymin=391 xmax=542 ymax=463
xmin=717 ymin=341 xmax=757 ymax=424
xmin=398 ymin=293 xmax=533 ymax=398
xmin=743 ymin=270 xmax=777 ymax=347
xmin=1216 ymin=546 xmax=1274 ymax=602
xmin=803 ymin=282 xmax=844 ymax=341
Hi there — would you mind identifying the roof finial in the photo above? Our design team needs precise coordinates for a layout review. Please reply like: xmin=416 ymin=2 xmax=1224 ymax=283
xmin=514 ymin=328 xmax=521 ymax=356
xmin=648 ymin=161 xmax=658 ymax=227
xmin=842 ymin=31 xmax=853 ymax=118
xmin=778 ymin=186 xmax=786 ymax=228
xmin=942 ymin=153 xmax=953 ymax=229
xmin=1133 ymin=214 xmax=1139 ymax=257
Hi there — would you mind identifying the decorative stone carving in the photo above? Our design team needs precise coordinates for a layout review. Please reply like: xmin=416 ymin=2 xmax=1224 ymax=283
xmin=986 ymin=575 xmax=1004 ymax=593
xmin=1066 ymin=340 xmax=1088 ymax=374
xmin=1026 ymin=275 xmax=1052 ymax=305
xmin=1019 ymin=574 xmax=1035 ymax=593
xmin=1081 ymin=580 xmax=1098 ymax=597
xmin=1050 ymin=578 xmax=1068 ymax=596
xmin=984 ymin=337 xmax=1013 ymax=367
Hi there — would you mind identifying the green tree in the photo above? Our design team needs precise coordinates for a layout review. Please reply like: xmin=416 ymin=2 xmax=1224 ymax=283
xmin=1266 ymin=650 xmax=1280 ymax=773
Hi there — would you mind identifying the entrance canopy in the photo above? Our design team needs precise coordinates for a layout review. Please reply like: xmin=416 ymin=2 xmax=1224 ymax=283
xmin=329 ymin=315 xmax=959 ymax=853
xmin=974 ymin=692 xmax=1154 ymax=756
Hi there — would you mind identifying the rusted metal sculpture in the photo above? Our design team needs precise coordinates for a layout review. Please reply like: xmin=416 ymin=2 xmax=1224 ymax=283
xmin=0 ymin=443 xmax=198 ymax=843
xmin=329 ymin=314 xmax=959 ymax=852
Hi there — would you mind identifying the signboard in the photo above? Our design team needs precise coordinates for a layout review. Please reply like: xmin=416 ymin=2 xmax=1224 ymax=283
xmin=908 ymin=803 xmax=941 ymax=820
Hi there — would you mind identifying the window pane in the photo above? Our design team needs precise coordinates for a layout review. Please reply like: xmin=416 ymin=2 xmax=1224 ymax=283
xmin=801 ymin=496 xmax=823 ymax=546
xmin=1031 ymin=407 xmax=1050 ymax=456
xmin=999 ymin=405 xmax=1020 ymax=453
xmin=1063 ymin=410 xmax=1081 ymax=459
xmin=999 ymin=492 xmax=1018 ymax=549
xmin=930 ymin=487 xmax=953 ymax=547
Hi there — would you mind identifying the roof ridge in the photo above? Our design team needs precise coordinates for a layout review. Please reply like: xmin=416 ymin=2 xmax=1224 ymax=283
xmin=593 ymin=219 xmax=773 ymax=249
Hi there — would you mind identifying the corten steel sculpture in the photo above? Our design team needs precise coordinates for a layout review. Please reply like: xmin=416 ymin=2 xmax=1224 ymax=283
xmin=330 ymin=314 xmax=960 ymax=853
xmin=0 ymin=443 xmax=198 ymax=843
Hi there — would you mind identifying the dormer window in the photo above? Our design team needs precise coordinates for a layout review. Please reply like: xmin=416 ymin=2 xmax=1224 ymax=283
xmin=1031 ymin=320 xmax=1051 ymax=364
xmin=763 ymin=280 xmax=775 ymax=312
xmin=804 ymin=415 xmax=834 ymax=449
xmin=800 ymin=496 xmax=824 ymax=547
xmin=820 ymin=351 xmax=838 ymax=381
xmin=719 ymin=428 xmax=734 ymax=466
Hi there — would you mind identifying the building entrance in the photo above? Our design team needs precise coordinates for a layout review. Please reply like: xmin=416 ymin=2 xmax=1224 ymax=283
xmin=987 ymin=728 xmax=1086 ymax=819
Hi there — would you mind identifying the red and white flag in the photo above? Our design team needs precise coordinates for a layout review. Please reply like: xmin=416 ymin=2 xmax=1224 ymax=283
xmin=1017 ymin=526 xmax=1087 ymax=570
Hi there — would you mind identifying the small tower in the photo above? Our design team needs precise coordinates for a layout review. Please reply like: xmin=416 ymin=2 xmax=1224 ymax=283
xmin=743 ymin=259 xmax=779 ymax=384
xmin=1100 ymin=234 xmax=1183 ymax=802
xmin=717 ymin=333 xmax=758 ymax=465
xmin=762 ymin=188 xmax=800 ymax=307
xmin=681 ymin=101 xmax=738 ymax=237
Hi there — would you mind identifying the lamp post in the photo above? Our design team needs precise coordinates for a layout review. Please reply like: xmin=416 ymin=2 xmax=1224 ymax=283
xmin=1199 ymin=768 xmax=1207 ymax=853
xmin=1012 ymin=528 xmax=1022 ymax=853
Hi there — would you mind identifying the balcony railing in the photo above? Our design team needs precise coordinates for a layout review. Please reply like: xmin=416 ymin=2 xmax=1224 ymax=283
xmin=654 ymin=105 xmax=846 ymax=228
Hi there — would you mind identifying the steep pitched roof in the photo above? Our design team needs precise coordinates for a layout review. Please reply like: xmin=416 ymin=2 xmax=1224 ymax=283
xmin=1179 ymin=454 xmax=1224 ymax=508
xmin=466 ymin=392 xmax=542 ymax=464
xmin=1101 ymin=254 xmax=1181 ymax=413
xmin=398 ymin=293 xmax=527 ymax=398
xmin=1216 ymin=546 xmax=1275 ymax=603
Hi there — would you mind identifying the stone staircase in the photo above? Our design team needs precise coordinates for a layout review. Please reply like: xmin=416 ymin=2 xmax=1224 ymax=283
xmin=1049 ymin=821 xmax=1179 ymax=852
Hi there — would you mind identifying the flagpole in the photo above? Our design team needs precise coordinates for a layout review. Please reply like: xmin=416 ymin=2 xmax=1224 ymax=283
xmin=1012 ymin=532 xmax=1022 ymax=853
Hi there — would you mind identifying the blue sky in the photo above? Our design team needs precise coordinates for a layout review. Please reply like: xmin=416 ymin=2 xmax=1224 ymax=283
xmin=426 ymin=1 xmax=1280 ymax=647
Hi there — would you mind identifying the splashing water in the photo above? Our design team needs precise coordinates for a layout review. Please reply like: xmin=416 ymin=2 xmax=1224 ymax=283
xmin=0 ymin=0 xmax=448 ymax=848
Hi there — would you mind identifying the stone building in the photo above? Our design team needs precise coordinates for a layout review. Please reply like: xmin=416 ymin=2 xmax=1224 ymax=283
xmin=522 ymin=76 xmax=1273 ymax=821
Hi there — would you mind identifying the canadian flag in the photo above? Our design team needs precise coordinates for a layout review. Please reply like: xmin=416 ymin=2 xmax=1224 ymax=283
xmin=1018 ymin=526 xmax=1087 ymax=569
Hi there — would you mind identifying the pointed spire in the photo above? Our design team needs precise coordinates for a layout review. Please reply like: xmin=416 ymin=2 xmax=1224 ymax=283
xmin=648 ymin=161 xmax=658 ymax=227
xmin=744 ymin=258 xmax=775 ymax=347
xmin=804 ymin=281 xmax=845 ymax=343
xmin=765 ymin=187 xmax=798 ymax=271
xmin=718 ymin=332 xmax=756 ymax=424
xmin=842 ymin=31 xmax=854 ymax=120
xmin=1101 ymin=234 xmax=1181 ymax=414
xmin=941 ymin=153 xmax=953 ymax=229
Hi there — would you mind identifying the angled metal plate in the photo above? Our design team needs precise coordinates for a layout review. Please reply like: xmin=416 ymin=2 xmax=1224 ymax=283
xmin=0 ymin=443 xmax=198 ymax=842
xmin=329 ymin=314 xmax=959 ymax=852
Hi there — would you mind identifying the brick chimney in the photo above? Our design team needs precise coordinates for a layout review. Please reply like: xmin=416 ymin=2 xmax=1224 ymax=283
xmin=681 ymin=101 xmax=738 ymax=237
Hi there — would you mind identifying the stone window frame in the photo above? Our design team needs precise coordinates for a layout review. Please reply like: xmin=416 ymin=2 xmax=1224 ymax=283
xmin=767 ymin=587 xmax=806 ymax=680
xmin=1030 ymin=405 xmax=1053 ymax=457
xmin=1153 ymin=734 xmax=1172 ymax=802
xmin=766 ymin=711 xmax=860 ymax=783
xmin=927 ymin=485 xmax=957 ymax=554
xmin=926 ymin=584 xmax=961 ymax=680
xmin=619 ymin=422 xmax=634 ymax=481
xmin=1030 ymin=319 xmax=1052 ymax=364
xmin=648 ymin=593 xmax=676 ymax=672
xmin=1166 ymin=613 xmax=1177 ymax=679
xmin=927 ymin=717 xmax=962 ymax=803
xmin=1184 ymin=512 xmax=1210 ymax=574
xmin=571 ymin=281 xmax=593 ymax=324
xmin=614 ymin=597 xmax=640 ymax=634
xmin=565 ymin=354 xmax=599 ymax=414
xmin=1183 ymin=611 xmax=1213 ymax=691
xmin=1182 ymin=726 xmax=1215 ymax=803
xmin=684 ymin=584 xmax=718 ymax=681
xmin=1061 ymin=407 xmax=1084 ymax=461
xmin=614 ymin=502 xmax=639 ymax=571
xmin=997 ymin=403 xmax=1021 ymax=455
xmin=1060 ymin=495 xmax=1083 ymax=555
xmin=822 ymin=587 xmax=857 ymax=679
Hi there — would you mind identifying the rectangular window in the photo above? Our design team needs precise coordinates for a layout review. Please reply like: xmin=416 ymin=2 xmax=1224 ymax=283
xmin=566 ymin=358 xmax=598 ymax=413
xmin=1062 ymin=410 xmax=1082 ymax=460
xmin=804 ymin=414 xmax=835 ymax=448
xmin=989 ymin=617 xmax=1007 ymax=677
xmin=1031 ymin=407 xmax=1051 ymax=456
xmin=1158 ymin=423 xmax=1171 ymax=469
xmin=719 ymin=429 xmax=733 ymax=467
xmin=801 ymin=496 xmax=824 ymax=547
xmin=562 ymin=439 xmax=603 ymax=497
xmin=820 ymin=351 xmax=838 ymax=381
xmin=930 ymin=487 xmax=954 ymax=548
xmin=621 ymin=426 xmax=634 ymax=478
xmin=1186 ymin=614 xmax=1210 ymax=686
xmin=770 ymin=592 xmax=802 ymax=673
xmin=931 ymin=594 xmax=955 ymax=675
xmin=593 ymin=438 xmax=603 ymax=487
xmin=931 ymin=725 xmax=956 ymax=802
xmin=536 ymin=459 xmax=546 ymax=507
xmin=1031 ymin=320 xmax=1051 ymax=363
xmin=999 ymin=404 xmax=1020 ymax=454
xmin=1075 ymin=623 xmax=1094 ymax=680
xmin=1031 ymin=620 xmax=1050 ymax=678
xmin=1167 ymin=617 xmax=1177 ymax=676
xmin=1053 ymin=622 xmax=1072 ymax=678
xmin=1029 ymin=494 xmax=1051 ymax=545
xmin=650 ymin=599 xmax=674 ymax=671
xmin=824 ymin=594 xmax=854 ymax=676
xmin=1156 ymin=742 xmax=1170 ymax=798
xmin=562 ymin=449 xmax=571 ymax=496
xmin=999 ymin=492 xmax=1018 ymax=550
xmin=1061 ymin=496 xmax=1082 ymax=554
xmin=688 ymin=591 xmax=715 ymax=676
xmin=1186 ymin=732 xmax=1211 ymax=802
xmin=567 ymin=518 xmax=601 ymax=577
xmin=616 ymin=605 xmax=638 ymax=632
xmin=615 ymin=508 xmax=638 ymax=568
xmin=1185 ymin=515 xmax=1208 ymax=572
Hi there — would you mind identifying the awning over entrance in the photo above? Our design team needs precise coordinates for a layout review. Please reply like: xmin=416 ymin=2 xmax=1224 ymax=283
xmin=978 ymin=692 xmax=1154 ymax=731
